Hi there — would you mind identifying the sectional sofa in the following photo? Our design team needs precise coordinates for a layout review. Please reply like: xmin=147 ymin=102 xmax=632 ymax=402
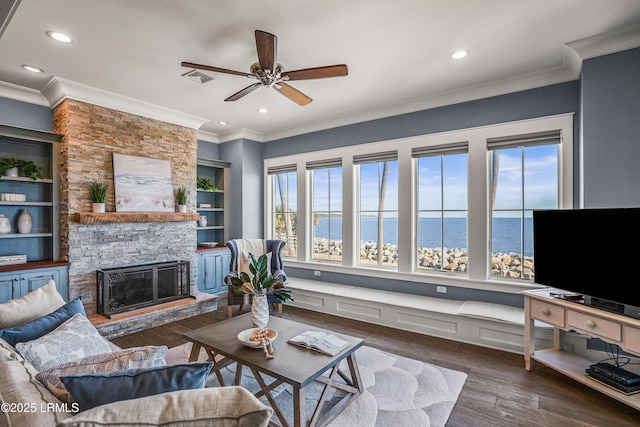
xmin=0 ymin=281 xmax=273 ymax=427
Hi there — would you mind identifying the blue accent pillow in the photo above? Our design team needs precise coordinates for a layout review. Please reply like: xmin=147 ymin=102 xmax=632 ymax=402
xmin=0 ymin=296 xmax=85 ymax=347
xmin=61 ymin=362 xmax=213 ymax=411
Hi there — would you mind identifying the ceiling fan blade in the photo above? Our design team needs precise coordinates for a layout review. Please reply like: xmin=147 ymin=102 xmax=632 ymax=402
xmin=282 ymin=64 xmax=348 ymax=81
xmin=181 ymin=61 xmax=248 ymax=77
xmin=255 ymin=30 xmax=277 ymax=73
xmin=274 ymin=82 xmax=312 ymax=106
xmin=225 ymin=83 xmax=262 ymax=102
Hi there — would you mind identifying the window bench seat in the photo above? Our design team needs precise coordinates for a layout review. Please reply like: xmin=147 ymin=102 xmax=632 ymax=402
xmin=285 ymin=278 xmax=552 ymax=354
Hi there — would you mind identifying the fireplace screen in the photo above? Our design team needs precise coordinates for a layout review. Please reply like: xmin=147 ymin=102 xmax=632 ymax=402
xmin=97 ymin=260 xmax=190 ymax=317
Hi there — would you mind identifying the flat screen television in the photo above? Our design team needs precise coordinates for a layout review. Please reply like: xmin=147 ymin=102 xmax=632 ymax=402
xmin=533 ymin=207 xmax=640 ymax=319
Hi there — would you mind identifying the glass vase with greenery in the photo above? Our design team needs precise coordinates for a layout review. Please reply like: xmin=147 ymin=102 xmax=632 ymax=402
xmin=229 ymin=253 xmax=292 ymax=301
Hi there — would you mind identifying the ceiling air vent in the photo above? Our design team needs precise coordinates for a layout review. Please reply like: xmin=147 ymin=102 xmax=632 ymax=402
xmin=181 ymin=69 xmax=214 ymax=84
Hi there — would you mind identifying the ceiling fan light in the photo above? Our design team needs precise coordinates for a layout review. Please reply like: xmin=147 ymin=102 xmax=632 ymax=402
xmin=257 ymin=108 xmax=268 ymax=114
xmin=450 ymin=50 xmax=468 ymax=60
xmin=218 ymin=121 xmax=229 ymax=125
xmin=22 ymin=64 xmax=44 ymax=73
xmin=46 ymin=31 xmax=73 ymax=43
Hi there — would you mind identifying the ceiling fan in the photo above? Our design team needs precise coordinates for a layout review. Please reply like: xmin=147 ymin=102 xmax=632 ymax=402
xmin=181 ymin=30 xmax=348 ymax=106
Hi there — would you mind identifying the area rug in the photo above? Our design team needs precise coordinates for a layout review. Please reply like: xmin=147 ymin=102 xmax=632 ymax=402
xmin=166 ymin=343 xmax=467 ymax=427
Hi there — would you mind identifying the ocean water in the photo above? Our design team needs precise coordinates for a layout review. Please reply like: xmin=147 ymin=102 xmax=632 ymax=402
xmin=313 ymin=217 xmax=533 ymax=256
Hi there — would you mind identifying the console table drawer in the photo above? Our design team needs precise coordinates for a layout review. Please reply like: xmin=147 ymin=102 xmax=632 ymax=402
xmin=624 ymin=326 xmax=640 ymax=354
xmin=567 ymin=310 xmax=621 ymax=341
xmin=530 ymin=299 xmax=564 ymax=327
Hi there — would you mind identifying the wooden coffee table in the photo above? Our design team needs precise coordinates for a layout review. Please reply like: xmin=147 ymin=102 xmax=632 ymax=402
xmin=183 ymin=313 xmax=364 ymax=427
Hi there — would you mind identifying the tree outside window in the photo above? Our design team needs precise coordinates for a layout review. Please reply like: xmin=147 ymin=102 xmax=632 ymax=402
xmin=273 ymin=171 xmax=297 ymax=258
xmin=358 ymin=160 xmax=398 ymax=267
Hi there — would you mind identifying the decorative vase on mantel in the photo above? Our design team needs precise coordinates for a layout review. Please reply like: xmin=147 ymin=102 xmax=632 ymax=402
xmin=18 ymin=208 xmax=32 ymax=234
xmin=251 ymin=295 xmax=269 ymax=328
xmin=177 ymin=204 xmax=187 ymax=213
xmin=92 ymin=203 xmax=105 ymax=213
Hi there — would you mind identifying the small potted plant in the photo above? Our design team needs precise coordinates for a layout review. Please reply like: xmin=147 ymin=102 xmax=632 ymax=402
xmin=88 ymin=180 xmax=108 ymax=213
xmin=175 ymin=186 xmax=188 ymax=212
xmin=0 ymin=157 xmax=44 ymax=181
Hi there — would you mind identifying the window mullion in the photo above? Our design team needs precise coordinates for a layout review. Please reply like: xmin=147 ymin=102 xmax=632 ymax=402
xmin=397 ymin=148 xmax=413 ymax=273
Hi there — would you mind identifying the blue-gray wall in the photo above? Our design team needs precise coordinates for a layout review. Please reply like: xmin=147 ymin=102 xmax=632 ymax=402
xmin=263 ymin=82 xmax=580 ymax=159
xmin=197 ymin=139 xmax=219 ymax=159
xmin=218 ymin=138 xmax=264 ymax=239
xmin=581 ymin=47 xmax=640 ymax=208
xmin=0 ymin=97 xmax=52 ymax=131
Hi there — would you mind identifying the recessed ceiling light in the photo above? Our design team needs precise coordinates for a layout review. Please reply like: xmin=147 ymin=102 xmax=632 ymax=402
xmin=450 ymin=50 xmax=468 ymax=60
xmin=46 ymin=31 xmax=73 ymax=43
xmin=257 ymin=108 xmax=268 ymax=114
xmin=218 ymin=121 xmax=229 ymax=125
xmin=22 ymin=64 xmax=44 ymax=73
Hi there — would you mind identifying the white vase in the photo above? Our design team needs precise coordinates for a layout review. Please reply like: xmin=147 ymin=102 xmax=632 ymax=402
xmin=198 ymin=215 xmax=207 ymax=227
xmin=177 ymin=205 xmax=187 ymax=213
xmin=0 ymin=214 xmax=11 ymax=234
xmin=3 ymin=167 xmax=18 ymax=177
xmin=18 ymin=208 xmax=32 ymax=234
xmin=92 ymin=203 xmax=105 ymax=213
xmin=251 ymin=295 xmax=270 ymax=328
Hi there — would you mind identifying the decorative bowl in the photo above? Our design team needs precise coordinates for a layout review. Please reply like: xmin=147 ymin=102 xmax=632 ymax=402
xmin=199 ymin=241 xmax=218 ymax=248
xmin=237 ymin=328 xmax=278 ymax=348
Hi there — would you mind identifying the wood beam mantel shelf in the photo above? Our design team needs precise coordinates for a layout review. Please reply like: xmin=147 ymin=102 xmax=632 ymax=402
xmin=73 ymin=212 xmax=199 ymax=224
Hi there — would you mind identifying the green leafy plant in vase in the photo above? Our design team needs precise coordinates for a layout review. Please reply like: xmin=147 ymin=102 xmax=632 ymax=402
xmin=197 ymin=177 xmax=217 ymax=191
xmin=230 ymin=253 xmax=292 ymax=328
xmin=88 ymin=180 xmax=108 ymax=212
xmin=0 ymin=157 xmax=44 ymax=181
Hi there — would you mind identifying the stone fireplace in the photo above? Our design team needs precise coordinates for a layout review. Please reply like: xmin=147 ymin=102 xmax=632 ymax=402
xmin=52 ymin=98 xmax=199 ymax=316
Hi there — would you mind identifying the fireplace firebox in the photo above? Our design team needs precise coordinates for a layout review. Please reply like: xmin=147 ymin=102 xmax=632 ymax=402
xmin=97 ymin=260 xmax=190 ymax=318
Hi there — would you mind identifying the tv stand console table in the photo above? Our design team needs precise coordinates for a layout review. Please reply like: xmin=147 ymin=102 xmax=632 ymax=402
xmin=523 ymin=288 xmax=640 ymax=410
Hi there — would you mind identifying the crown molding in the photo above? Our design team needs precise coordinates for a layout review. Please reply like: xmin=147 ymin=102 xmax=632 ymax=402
xmin=0 ymin=81 xmax=49 ymax=106
xmin=567 ymin=24 xmax=640 ymax=59
xmin=216 ymin=127 xmax=264 ymax=143
xmin=41 ymin=77 xmax=209 ymax=129
xmin=196 ymin=130 xmax=219 ymax=144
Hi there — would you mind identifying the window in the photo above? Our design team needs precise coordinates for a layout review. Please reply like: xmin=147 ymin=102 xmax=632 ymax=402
xmin=355 ymin=151 xmax=398 ymax=267
xmin=268 ymin=165 xmax=297 ymax=258
xmin=414 ymin=143 xmax=468 ymax=273
xmin=309 ymin=159 xmax=343 ymax=262
xmin=263 ymin=114 xmax=572 ymax=291
xmin=488 ymin=131 xmax=560 ymax=280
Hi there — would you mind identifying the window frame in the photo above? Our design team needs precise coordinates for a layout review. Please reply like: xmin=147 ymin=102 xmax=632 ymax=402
xmin=264 ymin=113 xmax=573 ymax=293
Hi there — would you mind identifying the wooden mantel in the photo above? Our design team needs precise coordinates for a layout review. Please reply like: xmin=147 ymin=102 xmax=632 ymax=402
xmin=73 ymin=212 xmax=199 ymax=224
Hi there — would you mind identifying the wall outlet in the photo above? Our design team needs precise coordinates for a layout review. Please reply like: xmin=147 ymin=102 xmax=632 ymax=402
xmin=437 ymin=286 xmax=447 ymax=293
xmin=314 ymin=270 xmax=321 ymax=277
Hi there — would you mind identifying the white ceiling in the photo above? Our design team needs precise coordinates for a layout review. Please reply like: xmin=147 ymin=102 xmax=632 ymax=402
xmin=1 ymin=0 xmax=640 ymax=143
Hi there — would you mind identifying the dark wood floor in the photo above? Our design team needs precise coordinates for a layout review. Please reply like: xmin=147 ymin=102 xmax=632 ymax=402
xmin=113 ymin=301 xmax=640 ymax=427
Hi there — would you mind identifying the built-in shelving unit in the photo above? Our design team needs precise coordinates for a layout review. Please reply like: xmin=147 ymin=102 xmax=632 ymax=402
xmin=196 ymin=158 xmax=229 ymax=247
xmin=0 ymin=124 xmax=69 ymax=301
xmin=0 ymin=124 xmax=62 ymax=263
xmin=195 ymin=158 xmax=230 ymax=295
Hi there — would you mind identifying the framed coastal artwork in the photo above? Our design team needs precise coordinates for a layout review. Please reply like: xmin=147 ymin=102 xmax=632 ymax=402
xmin=113 ymin=153 xmax=174 ymax=212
